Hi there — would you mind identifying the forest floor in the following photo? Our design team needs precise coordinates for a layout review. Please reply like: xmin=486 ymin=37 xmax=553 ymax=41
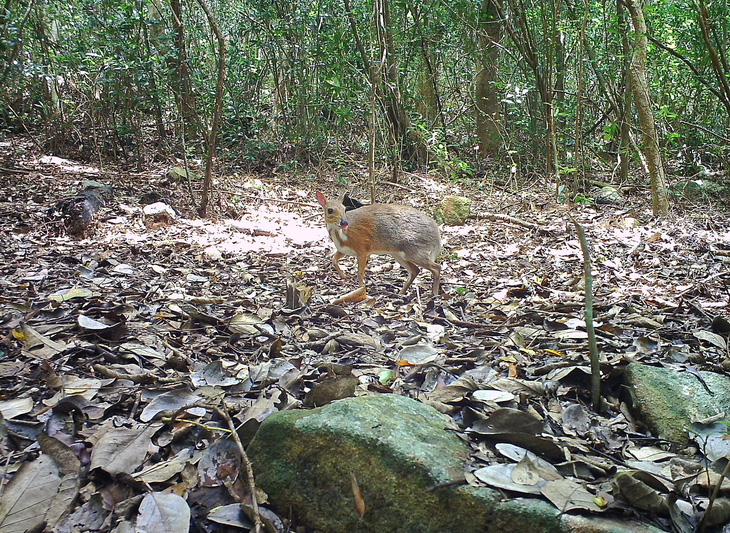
xmin=0 ymin=135 xmax=729 ymax=532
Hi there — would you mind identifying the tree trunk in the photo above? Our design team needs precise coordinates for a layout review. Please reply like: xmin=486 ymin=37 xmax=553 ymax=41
xmin=195 ymin=0 xmax=226 ymax=217
xmin=695 ymin=0 xmax=730 ymax=119
xmin=411 ymin=4 xmax=443 ymax=163
xmin=553 ymin=18 xmax=566 ymax=163
xmin=544 ymin=90 xmax=560 ymax=182
xmin=375 ymin=0 xmax=423 ymax=166
xmin=170 ymin=0 xmax=197 ymax=142
xmin=31 ymin=6 xmax=61 ymax=120
xmin=543 ymin=0 xmax=561 ymax=181
xmin=344 ymin=0 xmax=425 ymax=170
xmin=417 ymin=67 xmax=437 ymax=125
xmin=574 ymin=6 xmax=587 ymax=189
xmin=412 ymin=7 xmax=446 ymax=133
xmin=617 ymin=0 xmax=632 ymax=183
xmin=475 ymin=0 xmax=503 ymax=157
xmin=497 ymin=0 xmax=560 ymax=182
xmin=624 ymin=0 xmax=670 ymax=216
xmin=139 ymin=2 xmax=165 ymax=140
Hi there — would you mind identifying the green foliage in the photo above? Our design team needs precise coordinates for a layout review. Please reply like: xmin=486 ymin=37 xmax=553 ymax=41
xmin=556 ymin=184 xmax=568 ymax=203
xmin=0 ymin=0 xmax=726 ymax=181
xmin=573 ymin=194 xmax=596 ymax=206
xmin=237 ymin=139 xmax=281 ymax=168
xmin=415 ymin=121 xmax=474 ymax=180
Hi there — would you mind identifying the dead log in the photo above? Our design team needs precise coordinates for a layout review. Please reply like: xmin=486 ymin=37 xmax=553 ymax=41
xmin=51 ymin=183 xmax=114 ymax=236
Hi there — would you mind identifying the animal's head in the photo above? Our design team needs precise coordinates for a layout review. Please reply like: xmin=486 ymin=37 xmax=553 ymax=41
xmin=316 ymin=192 xmax=349 ymax=230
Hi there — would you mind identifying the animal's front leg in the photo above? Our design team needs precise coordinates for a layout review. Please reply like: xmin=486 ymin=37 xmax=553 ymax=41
xmin=332 ymin=251 xmax=352 ymax=279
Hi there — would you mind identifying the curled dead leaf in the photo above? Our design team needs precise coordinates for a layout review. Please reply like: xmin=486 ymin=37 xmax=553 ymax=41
xmin=703 ymin=497 xmax=730 ymax=527
xmin=332 ymin=286 xmax=368 ymax=304
xmin=351 ymin=472 xmax=366 ymax=518
xmin=614 ymin=471 xmax=670 ymax=515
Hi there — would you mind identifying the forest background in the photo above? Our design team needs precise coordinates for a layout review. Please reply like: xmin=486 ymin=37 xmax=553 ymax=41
xmin=1 ymin=0 xmax=728 ymax=211
xmin=2 ymin=2 xmax=730 ymax=530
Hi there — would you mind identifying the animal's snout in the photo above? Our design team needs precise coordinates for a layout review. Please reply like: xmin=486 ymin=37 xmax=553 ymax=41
xmin=340 ymin=218 xmax=349 ymax=230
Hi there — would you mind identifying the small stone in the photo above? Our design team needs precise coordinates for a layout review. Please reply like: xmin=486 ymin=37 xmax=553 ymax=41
xmin=594 ymin=186 xmax=625 ymax=205
xmin=434 ymin=195 xmax=472 ymax=225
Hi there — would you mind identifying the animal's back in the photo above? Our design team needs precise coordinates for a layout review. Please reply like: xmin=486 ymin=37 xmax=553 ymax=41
xmin=347 ymin=203 xmax=441 ymax=260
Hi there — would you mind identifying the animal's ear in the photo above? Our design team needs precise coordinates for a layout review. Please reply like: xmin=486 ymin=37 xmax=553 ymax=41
xmin=342 ymin=193 xmax=365 ymax=211
xmin=316 ymin=191 xmax=327 ymax=207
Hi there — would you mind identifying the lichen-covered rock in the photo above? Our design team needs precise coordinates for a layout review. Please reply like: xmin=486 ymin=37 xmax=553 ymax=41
xmin=434 ymin=195 xmax=472 ymax=225
xmin=167 ymin=166 xmax=202 ymax=182
xmin=594 ymin=186 xmax=625 ymax=205
xmin=625 ymin=363 xmax=730 ymax=443
xmin=247 ymin=394 xmax=489 ymax=533
xmin=247 ymin=394 xmax=661 ymax=533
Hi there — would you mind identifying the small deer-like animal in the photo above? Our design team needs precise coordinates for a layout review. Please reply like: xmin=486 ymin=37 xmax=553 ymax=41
xmin=316 ymin=191 xmax=441 ymax=295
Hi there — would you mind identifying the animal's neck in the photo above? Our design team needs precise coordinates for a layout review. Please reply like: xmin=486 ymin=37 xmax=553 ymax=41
xmin=328 ymin=227 xmax=348 ymax=247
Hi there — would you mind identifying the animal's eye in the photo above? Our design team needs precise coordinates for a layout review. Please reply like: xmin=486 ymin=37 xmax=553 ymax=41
xmin=327 ymin=208 xmax=334 ymax=215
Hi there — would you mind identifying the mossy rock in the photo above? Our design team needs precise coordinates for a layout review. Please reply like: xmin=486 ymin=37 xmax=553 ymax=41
xmin=247 ymin=395 xmax=662 ymax=533
xmin=167 ymin=166 xmax=202 ymax=182
xmin=624 ymin=363 xmax=730 ymax=443
xmin=434 ymin=195 xmax=472 ymax=225
xmin=247 ymin=395 xmax=486 ymax=533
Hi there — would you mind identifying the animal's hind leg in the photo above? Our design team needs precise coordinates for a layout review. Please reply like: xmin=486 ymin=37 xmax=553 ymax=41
xmin=396 ymin=260 xmax=420 ymax=295
xmin=412 ymin=258 xmax=441 ymax=295
xmin=356 ymin=254 xmax=371 ymax=287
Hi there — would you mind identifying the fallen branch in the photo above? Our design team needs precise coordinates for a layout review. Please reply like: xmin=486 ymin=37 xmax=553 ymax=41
xmin=472 ymin=211 xmax=554 ymax=235
xmin=218 ymin=189 xmax=317 ymax=208
xmin=0 ymin=166 xmax=33 ymax=174
xmin=169 ymin=403 xmax=263 ymax=533
xmin=92 ymin=364 xmax=181 ymax=385
xmin=572 ymin=218 xmax=602 ymax=411
xmin=51 ymin=185 xmax=114 ymax=236
xmin=677 ymin=270 xmax=730 ymax=298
